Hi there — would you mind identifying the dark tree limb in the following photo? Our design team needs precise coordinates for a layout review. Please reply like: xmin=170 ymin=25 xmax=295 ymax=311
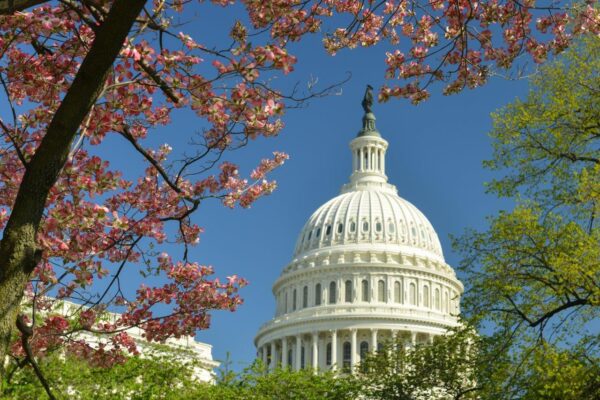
xmin=0 ymin=0 xmax=48 ymax=14
xmin=0 ymin=0 xmax=148 ymax=378
xmin=16 ymin=314 xmax=56 ymax=400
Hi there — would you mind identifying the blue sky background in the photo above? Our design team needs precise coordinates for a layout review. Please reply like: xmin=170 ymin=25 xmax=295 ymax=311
xmin=168 ymin=5 xmax=531 ymax=370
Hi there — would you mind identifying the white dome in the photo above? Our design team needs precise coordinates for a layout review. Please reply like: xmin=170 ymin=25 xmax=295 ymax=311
xmin=294 ymin=190 xmax=444 ymax=261
xmin=254 ymin=94 xmax=463 ymax=374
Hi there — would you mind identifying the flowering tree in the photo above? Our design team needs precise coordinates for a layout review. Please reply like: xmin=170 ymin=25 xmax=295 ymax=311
xmin=0 ymin=0 xmax=598 ymax=393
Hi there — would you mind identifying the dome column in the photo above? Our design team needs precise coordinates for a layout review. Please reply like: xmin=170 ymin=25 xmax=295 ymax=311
xmin=331 ymin=329 xmax=338 ymax=371
xmin=281 ymin=337 xmax=288 ymax=368
xmin=271 ymin=341 xmax=278 ymax=370
xmin=350 ymin=328 xmax=358 ymax=370
xmin=295 ymin=335 xmax=302 ymax=371
xmin=370 ymin=329 xmax=378 ymax=353
xmin=311 ymin=332 xmax=319 ymax=371
xmin=262 ymin=344 xmax=268 ymax=367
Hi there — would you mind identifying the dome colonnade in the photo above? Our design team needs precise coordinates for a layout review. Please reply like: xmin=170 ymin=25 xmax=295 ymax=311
xmin=254 ymin=88 xmax=463 ymax=372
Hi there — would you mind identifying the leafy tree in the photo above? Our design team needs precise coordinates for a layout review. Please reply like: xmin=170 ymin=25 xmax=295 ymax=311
xmin=195 ymin=362 xmax=361 ymax=400
xmin=0 ymin=0 xmax=598 ymax=394
xmin=357 ymin=328 xmax=480 ymax=400
xmin=3 ymin=355 xmax=360 ymax=400
xmin=3 ymin=351 xmax=200 ymax=399
xmin=455 ymin=35 xmax=600 ymax=399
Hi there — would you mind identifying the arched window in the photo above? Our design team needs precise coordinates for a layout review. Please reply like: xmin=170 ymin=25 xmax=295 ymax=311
xmin=316 ymin=228 xmax=321 ymax=237
xmin=362 ymin=221 xmax=369 ymax=232
xmin=284 ymin=292 xmax=288 ymax=312
xmin=288 ymin=348 xmax=293 ymax=367
xmin=326 ymin=343 xmax=332 ymax=366
xmin=435 ymin=288 xmax=441 ymax=310
xmin=389 ymin=222 xmax=395 ymax=233
xmin=293 ymin=289 xmax=297 ymax=310
xmin=350 ymin=221 xmax=356 ymax=232
xmin=364 ymin=151 xmax=369 ymax=169
xmin=329 ymin=281 xmax=337 ymax=304
xmin=337 ymin=223 xmax=343 ymax=234
xmin=376 ymin=222 xmax=382 ymax=232
xmin=343 ymin=342 xmax=351 ymax=371
xmin=423 ymin=285 xmax=430 ymax=308
xmin=315 ymin=283 xmax=322 ymax=306
xmin=409 ymin=282 xmax=417 ymax=305
xmin=302 ymin=286 xmax=308 ymax=308
xmin=394 ymin=281 xmax=401 ymax=303
xmin=360 ymin=341 xmax=369 ymax=360
xmin=345 ymin=280 xmax=353 ymax=303
xmin=361 ymin=280 xmax=369 ymax=302
xmin=378 ymin=280 xmax=386 ymax=302
xmin=308 ymin=231 xmax=312 ymax=240
xmin=326 ymin=224 xmax=331 ymax=236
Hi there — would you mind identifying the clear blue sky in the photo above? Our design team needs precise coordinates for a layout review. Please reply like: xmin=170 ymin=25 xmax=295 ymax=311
xmin=165 ymin=5 xmax=531 ymax=370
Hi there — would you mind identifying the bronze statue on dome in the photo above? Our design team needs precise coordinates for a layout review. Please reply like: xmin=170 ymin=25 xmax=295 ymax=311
xmin=362 ymin=84 xmax=374 ymax=113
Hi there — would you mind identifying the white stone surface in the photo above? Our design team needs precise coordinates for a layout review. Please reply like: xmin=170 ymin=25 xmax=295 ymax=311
xmin=255 ymin=110 xmax=463 ymax=373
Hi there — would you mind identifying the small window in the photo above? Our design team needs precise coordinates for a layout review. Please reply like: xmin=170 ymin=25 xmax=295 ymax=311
xmin=435 ymin=288 xmax=441 ymax=310
xmin=409 ymin=283 xmax=417 ymax=306
xmin=376 ymin=222 xmax=382 ymax=232
xmin=423 ymin=285 xmax=430 ymax=308
xmin=411 ymin=227 xmax=416 ymax=236
xmin=343 ymin=342 xmax=351 ymax=371
xmin=326 ymin=225 xmax=331 ymax=236
xmin=337 ymin=223 xmax=343 ymax=234
xmin=326 ymin=343 xmax=332 ymax=365
xmin=350 ymin=221 xmax=356 ymax=232
xmin=362 ymin=221 xmax=369 ymax=232
xmin=389 ymin=223 xmax=395 ymax=233
xmin=316 ymin=228 xmax=321 ymax=237
xmin=329 ymin=281 xmax=337 ymax=304
xmin=361 ymin=280 xmax=369 ymax=302
xmin=308 ymin=231 xmax=312 ymax=240
xmin=303 ymin=286 xmax=308 ymax=308
xmin=360 ymin=341 xmax=369 ymax=360
xmin=315 ymin=283 xmax=322 ymax=306
xmin=345 ymin=280 xmax=353 ymax=303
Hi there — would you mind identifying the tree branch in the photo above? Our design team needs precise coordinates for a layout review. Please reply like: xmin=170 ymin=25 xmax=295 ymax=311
xmin=0 ymin=0 xmax=48 ymax=14
xmin=16 ymin=314 xmax=57 ymax=400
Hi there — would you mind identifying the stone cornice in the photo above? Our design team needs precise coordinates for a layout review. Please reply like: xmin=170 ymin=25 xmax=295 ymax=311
xmin=254 ymin=307 xmax=458 ymax=345
xmin=273 ymin=252 xmax=463 ymax=294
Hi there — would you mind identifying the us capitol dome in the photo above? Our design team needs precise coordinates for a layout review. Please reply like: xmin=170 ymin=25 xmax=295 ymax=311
xmin=254 ymin=88 xmax=463 ymax=372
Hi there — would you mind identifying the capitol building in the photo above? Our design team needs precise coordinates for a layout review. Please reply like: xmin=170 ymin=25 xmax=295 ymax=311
xmin=254 ymin=90 xmax=463 ymax=372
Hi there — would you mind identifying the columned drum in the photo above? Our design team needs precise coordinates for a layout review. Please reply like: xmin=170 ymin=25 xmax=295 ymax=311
xmin=254 ymin=91 xmax=463 ymax=372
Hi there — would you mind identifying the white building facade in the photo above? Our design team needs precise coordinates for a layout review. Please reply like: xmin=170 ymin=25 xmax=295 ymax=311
xmin=53 ymin=299 xmax=220 ymax=383
xmin=254 ymin=94 xmax=463 ymax=372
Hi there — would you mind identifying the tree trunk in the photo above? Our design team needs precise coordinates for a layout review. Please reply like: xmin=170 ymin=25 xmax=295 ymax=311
xmin=0 ymin=0 xmax=148 ymax=376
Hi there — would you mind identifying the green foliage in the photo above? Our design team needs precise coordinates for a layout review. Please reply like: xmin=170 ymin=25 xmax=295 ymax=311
xmin=1 ymin=354 xmax=360 ymax=400
xmin=2 ymin=351 xmax=199 ymax=399
xmin=357 ymin=328 xmax=480 ymax=400
xmin=193 ymin=362 xmax=360 ymax=400
xmin=454 ymin=35 xmax=600 ymax=399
